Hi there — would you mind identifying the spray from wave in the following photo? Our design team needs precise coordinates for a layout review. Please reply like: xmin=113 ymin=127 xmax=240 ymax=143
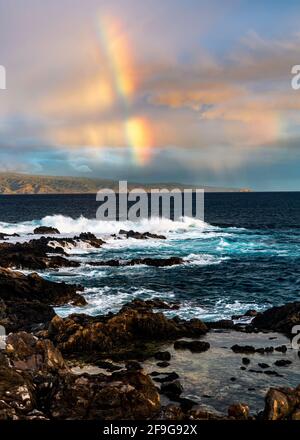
xmin=0 ymin=214 xmax=215 ymax=237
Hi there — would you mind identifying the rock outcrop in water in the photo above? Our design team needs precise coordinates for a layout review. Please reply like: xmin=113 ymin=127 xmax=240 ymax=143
xmin=0 ymin=268 xmax=86 ymax=332
xmin=47 ymin=301 xmax=208 ymax=359
xmin=88 ymin=257 xmax=184 ymax=268
xmin=252 ymin=302 xmax=300 ymax=335
xmin=0 ymin=268 xmax=84 ymax=305
xmin=0 ymin=232 xmax=19 ymax=240
xmin=119 ymin=229 xmax=166 ymax=240
xmin=0 ymin=233 xmax=105 ymax=270
xmin=33 ymin=226 xmax=60 ymax=235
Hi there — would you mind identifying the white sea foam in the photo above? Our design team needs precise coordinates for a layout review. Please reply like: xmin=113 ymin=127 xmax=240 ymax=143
xmin=183 ymin=253 xmax=229 ymax=266
xmin=47 ymin=239 xmax=102 ymax=254
xmin=102 ymin=236 xmax=171 ymax=250
xmin=55 ymin=286 xmax=174 ymax=317
xmin=163 ymin=299 xmax=269 ymax=321
xmin=55 ymin=284 xmax=268 ymax=322
xmin=0 ymin=214 xmax=215 ymax=238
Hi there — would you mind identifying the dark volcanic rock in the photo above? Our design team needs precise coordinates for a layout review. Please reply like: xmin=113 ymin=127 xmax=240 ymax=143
xmin=174 ymin=340 xmax=210 ymax=353
xmin=0 ymin=234 xmax=105 ymax=270
xmin=157 ymin=362 xmax=170 ymax=368
xmin=0 ymin=347 xmax=160 ymax=420
xmin=231 ymin=344 xmax=274 ymax=354
xmin=47 ymin=300 xmax=208 ymax=357
xmin=252 ymin=302 xmax=300 ymax=334
xmin=274 ymin=359 xmax=292 ymax=367
xmin=0 ymin=239 xmax=79 ymax=270
xmin=263 ymin=386 xmax=300 ymax=420
xmin=187 ymin=407 xmax=227 ymax=420
xmin=33 ymin=226 xmax=60 ymax=235
xmin=0 ymin=299 xmax=55 ymax=333
xmin=248 ymin=369 xmax=263 ymax=374
xmin=0 ymin=356 xmax=37 ymax=420
xmin=94 ymin=360 xmax=122 ymax=372
xmin=123 ymin=298 xmax=180 ymax=311
xmin=231 ymin=344 xmax=256 ymax=354
xmin=228 ymin=403 xmax=249 ymax=420
xmin=275 ymin=345 xmax=287 ymax=353
xmin=49 ymin=370 xmax=160 ymax=420
xmin=119 ymin=229 xmax=166 ymax=240
xmin=0 ymin=331 xmax=161 ymax=420
xmin=125 ymin=361 xmax=142 ymax=371
xmin=157 ymin=404 xmax=185 ymax=420
xmin=0 ymin=268 xmax=85 ymax=332
xmin=258 ymin=363 xmax=270 ymax=369
xmin=160 ymin=380 xmax=183 ymax=397
xmin=6 ymin=332 xmax=66 ymax=373
xmin=0 ymin=232 xmax=19 ymax=240
xmin=207 ymin=319 xmax=235 ymax=330
xmin=0 ymin=268 xmax=85 ymax=306
xmin=74 ymin=233 xmax=105 ymax=248
xmin=154 ymin=351 xmax=171 ymax=361
xmin=89 ymin=256 xmax=184 ymax=268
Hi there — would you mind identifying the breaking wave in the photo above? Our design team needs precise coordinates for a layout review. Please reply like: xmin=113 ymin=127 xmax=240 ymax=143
xmin=0 ymin=214 xmax=215 ymax=237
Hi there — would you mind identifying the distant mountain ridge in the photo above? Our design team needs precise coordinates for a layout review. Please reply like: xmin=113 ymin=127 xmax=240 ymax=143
xmin=0 ymin=173 xmax=250 ymax=194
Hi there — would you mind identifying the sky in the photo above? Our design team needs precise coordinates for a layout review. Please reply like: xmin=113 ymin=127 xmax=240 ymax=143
xmin=0 ymin=0 xmax=300 ymax=190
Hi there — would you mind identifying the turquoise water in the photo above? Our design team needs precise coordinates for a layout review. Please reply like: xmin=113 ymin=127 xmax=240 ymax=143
xmin=0 ymin=193 xmax=299 ymax=321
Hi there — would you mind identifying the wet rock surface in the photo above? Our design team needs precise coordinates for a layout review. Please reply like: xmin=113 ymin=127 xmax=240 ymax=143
xmin=207 ymin=319 xmax=235 ymax=330
xmin=33 ymin=226 xmax=60 ymax=235
xmin=48 ymin=369 xmax=160 ymax=420
xmin=0 ymin=298 xmax=56 ymax=333
xmin=252 ymin=302 xmax=300 ymax=335
xmin=0 ymin=232 xmax=19 ymax=241
xmin=0 ymin=240 xmax=78 ymax=270
xmin=174 ymin=340 xmax=210 ymax=353
xmin=0 ymin=233 xmax=105 ymax=270
xmin=0 ymin=354 xmax=37 ymax=420
xmin=228 ymin=403 xmax=250 ymax=420
xmin=0 ymin=267 xmax=84 ymax=306
xmin=0 ymin=268 xmax=85 ymax=332
xmin=88 ymin=256 xmax=184 ymax=267
xmin=0 ymin=337 xmax=161 ymax=420
xmin=6 ymin=332 xmax=66 ymax=373
xmin=231 ymin=344 xmax=276 ymax=354
xmin=264 ymin=385 xmax=300 ymax=420
xmin=47 ymin=301 xmax=208 ymax=358
xmin=118 ymin=229 xmax=166 ymax=240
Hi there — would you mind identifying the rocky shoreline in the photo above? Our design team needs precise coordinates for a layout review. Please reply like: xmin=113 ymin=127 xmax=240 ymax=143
xmin=1 ymin=229 xmax=300 ymax=420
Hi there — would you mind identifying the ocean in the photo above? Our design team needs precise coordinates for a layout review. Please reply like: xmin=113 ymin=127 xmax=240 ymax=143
xmin=0 ymin=192 xmax=300 ymax=321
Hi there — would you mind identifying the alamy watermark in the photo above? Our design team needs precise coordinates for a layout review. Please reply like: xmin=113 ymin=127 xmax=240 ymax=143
xmin=96 ymin=181 xmax=204 ymax=221
xmin=291 ymin=65 xmax=300 ymax=90
xmin=0 ymin=325 xmax=6 ymax=349
xmin=0 ymin=65 xmax=6 ymax=90
xmin=291 ymin=325 xmax=300 ymax=350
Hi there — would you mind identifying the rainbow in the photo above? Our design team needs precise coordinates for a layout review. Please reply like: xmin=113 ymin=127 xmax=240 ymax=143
xmin=97 ymin=15 xmax=152 ymax=165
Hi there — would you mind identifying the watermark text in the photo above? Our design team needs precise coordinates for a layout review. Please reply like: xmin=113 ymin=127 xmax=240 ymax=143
xmin=96 ymin=181 xmax=204 ymax=221
xmin=0 ymin=65 xmax=6 ymax=90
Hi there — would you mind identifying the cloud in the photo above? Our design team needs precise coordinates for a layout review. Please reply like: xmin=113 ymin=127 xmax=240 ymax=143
xmin=1 ymin=1 xmax=300 ymax=188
